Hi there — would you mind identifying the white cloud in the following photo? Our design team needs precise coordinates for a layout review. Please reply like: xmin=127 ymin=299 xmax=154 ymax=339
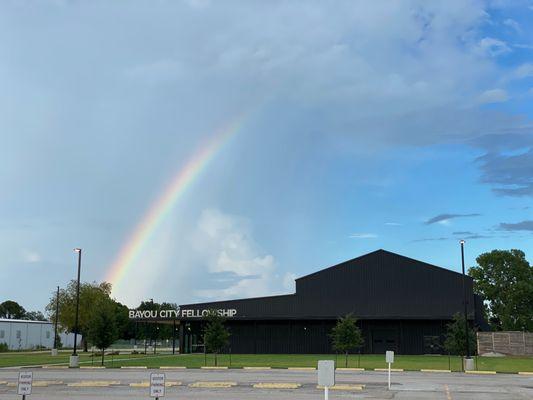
xmin=478 ymin=88 xmax=509 ymax=104
xmin=513 ymin=44 xmax=533 ymax=50
xmin=349 ymin=233 xmax=378 ymax=239
xmin=503 ymin=18 xmax=521 ymax=33
xmin=513 ymin=63 xmax=533 ymax=79
xmin=193 ymin=209 xmax=290 ymax=300
xmin=384 ymin=222 xmax=402 ymax=226
xmin=22 ymin=251 xmax=41 ymax=263
xmin=477 ymin=37 xmax=512 ymax=57
xmin=282 ymin=272 xmax=297 ymax=292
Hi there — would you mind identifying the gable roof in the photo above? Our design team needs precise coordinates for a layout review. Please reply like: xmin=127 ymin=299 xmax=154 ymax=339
xmin=296 ymin=249 xmax=465 ymax=282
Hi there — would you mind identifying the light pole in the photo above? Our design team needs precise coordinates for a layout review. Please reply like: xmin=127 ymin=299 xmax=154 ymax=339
xmin=70 ymin=248 xmax=82 ymax=367
xmin=460 ymin=240 xmax=472 ymax=370
xmin=52 ymin=286 xmax=60 ymax=356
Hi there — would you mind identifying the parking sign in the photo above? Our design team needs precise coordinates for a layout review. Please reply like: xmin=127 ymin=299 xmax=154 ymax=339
xmin=150 ymin=373 xmax=165 ymax=398
xmin=18 ymin=371 xmax=33 ymax=396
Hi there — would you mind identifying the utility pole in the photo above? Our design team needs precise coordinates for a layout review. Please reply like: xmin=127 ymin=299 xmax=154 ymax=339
xmin=70 ymin=248 xmax=82 ymax=367
xmin=52 ymin=286 xmax=60 ymax=356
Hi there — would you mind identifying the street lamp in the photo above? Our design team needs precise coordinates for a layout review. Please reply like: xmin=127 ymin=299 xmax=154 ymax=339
xmin=70 ymin=248 xmax=82 ymax=367
xmin=460 ymin=240 xmax=472 ymax=369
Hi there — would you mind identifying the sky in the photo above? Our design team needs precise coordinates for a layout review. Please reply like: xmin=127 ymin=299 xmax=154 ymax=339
xmin=1 ymin=0 xmax=532 ymax=312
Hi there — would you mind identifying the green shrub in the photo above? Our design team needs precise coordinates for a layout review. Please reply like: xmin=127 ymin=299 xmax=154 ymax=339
xmin=0 ymin=343 xmax=8 ymax=352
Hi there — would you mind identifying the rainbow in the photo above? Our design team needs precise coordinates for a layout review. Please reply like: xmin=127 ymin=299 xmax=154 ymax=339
xmin=106 ymin=115 xmax=246 ymax=289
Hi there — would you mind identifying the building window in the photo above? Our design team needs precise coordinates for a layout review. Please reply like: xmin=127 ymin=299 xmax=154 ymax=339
xmin=0 ymin=330 xmax=4 ymax=339
xmin=46 ymin=331 xmax=51 ymax=339
xmin=16 ymin=330 xmax=21 ymax=339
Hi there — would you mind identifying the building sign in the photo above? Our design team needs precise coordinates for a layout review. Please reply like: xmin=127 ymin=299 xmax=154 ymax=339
xmin=128 ymin=307 xmax=237 ymax=320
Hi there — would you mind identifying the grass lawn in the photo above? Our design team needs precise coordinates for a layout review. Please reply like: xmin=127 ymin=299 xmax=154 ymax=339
xmin=1 ymin=352 xmax=531 ymax=372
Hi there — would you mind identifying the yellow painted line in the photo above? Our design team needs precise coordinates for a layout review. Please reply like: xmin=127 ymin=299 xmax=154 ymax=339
xmin=464 ymin=370 xmax=496 ymax=375
xmin=0 ymin=381 xmax=7 ymax=385
xmin=160 ymin=366 xmax=187 ymax=369
xmin=243 ymin=366 xmax=272 ymax=370
xmin=375 ymin=368 xmax=404 ymax=372
xmin=253 ymin=382 xmax=301 ymax=389
xmin=445 ymin=384 xmax=452 ymax=400
xmin=336 ymin=367 xmax=365 ymax=371
xmin=421 ymin=369 xmax=451 ymax=373
xmin=6 ymin=382 xmax=17 ymax=387
xmin=200 ymin=366 xmax=228 ymax=370
xmin=189 ymin=381 xmax=237 ymax=388
xmin=165 ymin=381 xmax=181 ymax=387
xmin=287 ymin=367 xmax=316 ymax=371
xmin=120 ymin=366 xmax=147 ymax=369
xmin=130 ymin=381 xmax=149 ymax=388
xmin=317 ymin=384 xmax=364 ymax=391
xmin=518 ymin=372 xmax=533 ymax=375
xmin=33 ymin=380 xmax=64 ymax=387
xmin=68 ymin=380 xmax=121 ymax=387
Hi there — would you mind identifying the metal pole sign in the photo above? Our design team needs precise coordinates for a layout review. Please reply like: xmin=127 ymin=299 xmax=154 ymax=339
xmin=18 ymin=371 xmax=33 ymax=398
xmin=385 ymin=351 xmax=394 ymax=390
xmin=318 ymin=360 xmax=335 ymax=400
xmin=150 ymin=372 xmax=165 ymax=399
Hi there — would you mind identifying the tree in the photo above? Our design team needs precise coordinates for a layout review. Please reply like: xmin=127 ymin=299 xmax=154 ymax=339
xmin=45 ymin=281 xmax=112 ymax=351
xmin=203 ymin=310 xmax=230 ymax=366
xmin=86 ymin=299 xmax=119 ymax=366
xmin=25 ymin=311 xmax=47 ymax=321
xmin=469 ymin=249 xmax=533 ymax=331
xmin=134 ymin=300 xmax=179 ymax=345
xmin=444 ymin=313 xmax=477 ymax=356
xmin=0 ymin=300 xmax=27 ymax=319
xmin=330 ymin=314 xmax=364 ymax=367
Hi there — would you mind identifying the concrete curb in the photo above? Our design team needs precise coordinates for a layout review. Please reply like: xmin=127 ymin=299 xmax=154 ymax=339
xmin=464 ymin=370 xmax=497 ymax=375
xmin=189 ymin=381 xmax=237 ymax=388
xmin=375 ymin=368 xmax=404 ymax=372
xmin=336 ymin=367 xmax=365 ymax=371
xmin=317 ymin=384 xmax=364 ymax=391
xmin=287 ymin=367 xmax=316 ymax=371
xmin=420 ymin=369 xmax=451 ymax=373
xmin=254 ymin=382 xmax=301 ymax=389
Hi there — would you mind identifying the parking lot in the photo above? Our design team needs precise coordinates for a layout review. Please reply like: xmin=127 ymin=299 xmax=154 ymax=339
xmin=1 ymin=367 xmax=532 ymax=399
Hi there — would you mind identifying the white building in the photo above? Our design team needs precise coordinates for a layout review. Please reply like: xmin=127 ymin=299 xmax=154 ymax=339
xmin=0 ymin=319 xmax=79 ymax=350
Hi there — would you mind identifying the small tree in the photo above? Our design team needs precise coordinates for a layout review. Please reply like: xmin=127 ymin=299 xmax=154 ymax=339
xmin=203 ymin=310 xmax=230 ymax=366
xmin=45 ymin=281 xmax=113 ymax=352
xmin=444 ymin=313 xmax=477 ymax=357
xmin=330 ymin=314 xmax=364 ymax=367
xmin=87 ymin=299 xmax=118 ymax=366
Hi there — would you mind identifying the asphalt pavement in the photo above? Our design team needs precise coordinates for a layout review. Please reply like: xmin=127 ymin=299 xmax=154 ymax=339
xmin=0 ymin=367 xmax=532 ymax=399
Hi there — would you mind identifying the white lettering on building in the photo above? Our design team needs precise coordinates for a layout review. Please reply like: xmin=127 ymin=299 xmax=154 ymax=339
xmin=128 ymin=308 xmax=237 ymax=320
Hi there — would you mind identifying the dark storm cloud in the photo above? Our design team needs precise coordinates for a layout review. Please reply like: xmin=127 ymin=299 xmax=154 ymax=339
xmin=498 ymin=220 xmax=533 ymax=231
xmin=425 ymin=213 xmax=481 ymax=225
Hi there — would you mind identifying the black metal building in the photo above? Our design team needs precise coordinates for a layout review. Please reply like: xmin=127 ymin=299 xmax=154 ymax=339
xmin=173 ymin=250 xmax=486 ymax=354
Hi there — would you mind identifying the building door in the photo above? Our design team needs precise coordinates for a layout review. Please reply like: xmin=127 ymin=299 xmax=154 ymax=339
xmin=371 ymin=329 xmax=397 ymax=353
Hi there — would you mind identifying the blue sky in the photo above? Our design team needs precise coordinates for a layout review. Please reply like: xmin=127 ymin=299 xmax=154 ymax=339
xmin=0 ymin=0 xmax=532 ymax=311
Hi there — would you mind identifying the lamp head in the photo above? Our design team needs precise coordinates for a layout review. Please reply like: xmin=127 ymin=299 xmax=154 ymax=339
xmin=74 ymin=248 xmax=82 ymax=253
